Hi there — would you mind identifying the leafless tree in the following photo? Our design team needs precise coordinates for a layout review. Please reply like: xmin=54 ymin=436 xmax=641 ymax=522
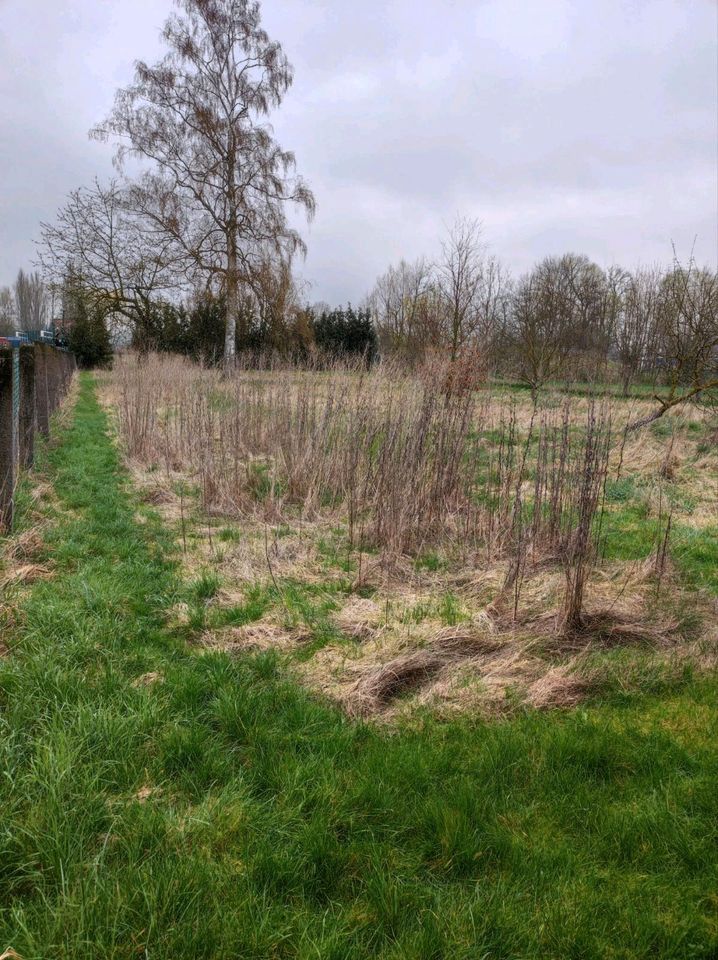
xmin=627 ymin=254 xmax=718 ymax=430
xmin=367 ymin=258 xmax=437 ymax=359
xmin=252 ymin=255 xmax=305 ymax=352
xmin=366 ymin=219 xmax=512 ymax=365
xmin=0 ymin=288 xmax=15 ymax=335
xmin=507 ymin=254 xmax=631 ymax=391
xmin=474 ymin=255 xmax=511 ymax=363
xmin=509 ymin=256 xmax=577 ymax=398
xmin=615 ymin=267 xmax=661 ymax=395
xmin=602 ymin=265 xmax=630 ymax=359
xmin=565 ymin=256 xmax=622 ymax=368
xmin=436 ymin=217 xmax=485 ymax=359
xmin=435 ymin=217 xmax=511 ymax=362
xmin=13 ymin=269 xmax=48 ymax=331
xmin=91 ymin=0 xmax=314 ymax=364
xmin=38 ymin=179 xmax=178 ymax=334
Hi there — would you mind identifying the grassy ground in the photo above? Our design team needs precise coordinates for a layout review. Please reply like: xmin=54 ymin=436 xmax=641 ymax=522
xmin=114 ymin=357 xmax=717 ymax=720
xmin=0 ymin=374 xmax=716 ymax=959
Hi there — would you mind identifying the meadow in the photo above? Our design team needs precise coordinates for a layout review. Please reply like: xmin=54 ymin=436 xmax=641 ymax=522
xmin=109 ymin=353 xmax=717 ymax=721
xmin=0 ymin=361 xmax=715 ymax=958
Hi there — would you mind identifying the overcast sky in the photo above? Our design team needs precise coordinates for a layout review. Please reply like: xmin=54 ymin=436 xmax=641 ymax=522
xmin=0 ymin=0 xmax=716 ymax=304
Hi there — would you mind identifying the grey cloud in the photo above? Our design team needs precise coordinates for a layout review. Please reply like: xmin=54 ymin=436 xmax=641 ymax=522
xmin=1 ymin=0 xmax=715 ymax=305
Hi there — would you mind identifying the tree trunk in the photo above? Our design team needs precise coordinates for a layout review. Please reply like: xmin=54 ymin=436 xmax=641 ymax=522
xmin=451 ymin=312 xmax=460 ymax=361
xmin=224 ymin=240 xmax=238 ymax=366
xmin=626 ymin=379 xmax=718 ymax=432
xmin=621 ymin=366 xmax=632 ymax=397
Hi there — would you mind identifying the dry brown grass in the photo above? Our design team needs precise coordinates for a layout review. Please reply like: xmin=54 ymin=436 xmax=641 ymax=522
xmin=131 ymin=671 xmax=164 ymax=688
xmin=134 ymin=784 xmax=162 ymax=804
xmin=0 ymin=374 xmax=79 ymax=647
xmin=302 ymin=622 xmax=567 ymax=720
xmin=342 ymin=625 xmax=507 ymax=717
xmin=0 ymin=563 xmax=53 ymax=590
xmin=333 ymin=597 xmax=384 ymax=640
xmin=0 ymin=478 xmax=60 ymax=620
xmin=3 ymin=524 xmax=48 ymax=566
xmin=302 ymin=560 xmax=690 ymax=719
xmin=127 ymin=475 xmax=707 ymax=719
xmin=109 ymin=355 xmax=614 ymax=565
xmin=200 ymin=622 xmax=305 ymax=654
xmin=525 ymin=665 xmax=593 ymax=709
xmin=102 ymin=355 xmax=717 ymax=720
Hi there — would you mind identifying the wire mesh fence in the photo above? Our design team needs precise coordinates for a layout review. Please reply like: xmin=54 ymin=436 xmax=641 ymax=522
xmin=0 ymin=341 xmax=76 ymax=531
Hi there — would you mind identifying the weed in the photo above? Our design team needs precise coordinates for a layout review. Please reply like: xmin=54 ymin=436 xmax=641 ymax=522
xmin=217 ymin=526 xmax=241 ymax=543
xmin=190 ymin=569 xmax=222 ymax=602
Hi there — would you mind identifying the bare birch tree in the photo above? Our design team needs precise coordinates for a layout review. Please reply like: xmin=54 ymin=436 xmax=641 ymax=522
xmin=91 ymin=0 xmax=314 ymax=364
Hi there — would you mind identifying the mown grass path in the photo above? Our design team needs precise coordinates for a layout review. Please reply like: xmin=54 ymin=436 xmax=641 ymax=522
xmin=0 ymin=374 xmax=716 ymax=959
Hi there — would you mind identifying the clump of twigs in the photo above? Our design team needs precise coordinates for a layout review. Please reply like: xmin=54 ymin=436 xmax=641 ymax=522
xmin=487 ymin=400 xmax=613 ymax=631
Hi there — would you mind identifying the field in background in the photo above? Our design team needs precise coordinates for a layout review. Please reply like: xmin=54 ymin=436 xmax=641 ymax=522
xmin=101 ymin=353 xmax=718 ymax=721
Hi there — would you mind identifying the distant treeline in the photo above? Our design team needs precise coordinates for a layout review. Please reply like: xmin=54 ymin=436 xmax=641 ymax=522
xmin=131 ymin=297 xmax=377 ymax=365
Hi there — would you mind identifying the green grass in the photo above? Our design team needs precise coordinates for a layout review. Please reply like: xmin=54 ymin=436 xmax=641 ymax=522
xmin=494 ymin=377 xmax=675 ymax=400
xmin=0 ymin=374 xmax=716 ymax=958
xmin=672 ymin=524 xmax=718 ymax=594
xmin=414 ymin=550 xmax=443 ymax=573
xmin=601 ymin=502 xmax=718 ymax=594
xmin=190 ymin=569 xmax=222 ymax=602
